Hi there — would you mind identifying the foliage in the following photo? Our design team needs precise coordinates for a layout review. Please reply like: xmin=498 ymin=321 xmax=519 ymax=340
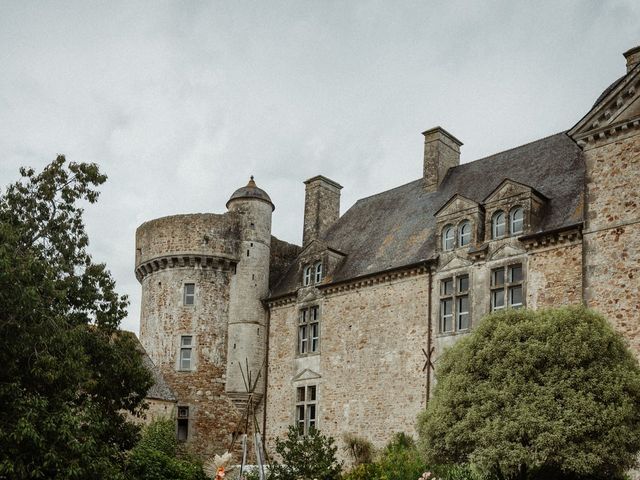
xmin=270 ymin=425 xmax=343 ymax=480
xmin=126 ymin=419 xmax=207 ymax=480
xmin=418 ymin=307 xmax=640 ymax=480
xmin=342 ymin=433 xmax=374 ymax=465
xmin=342 ymin=432 xmax=428 ymax=480
xmin=0 ymin=157 xmax=153 ymax=479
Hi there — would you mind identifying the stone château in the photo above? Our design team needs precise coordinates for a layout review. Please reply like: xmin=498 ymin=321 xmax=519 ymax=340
xmin=134 ymin=46 xmax=640 ymax=460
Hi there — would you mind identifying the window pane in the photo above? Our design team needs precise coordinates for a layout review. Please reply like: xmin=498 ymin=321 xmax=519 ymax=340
xmin=493 ymin=212 xmax=505 ymax=238
xmin=181 ymin=336 xmax=192 ymax=346
xmin=457 ymin=295 xmax=470 ymax=330
xmin=509 ymin=264 xmax=523 ymax=283
xmin=441 ymin=299 xmax=453 ymax=332
xmin=184 ymin=284 xmax=195 ymax=305
xmin=511 ymin=208 xmax=524 ymax=234
xmin=303 ymin=267 xmax=311 ymax=286
xmin=509 ymin=285 xmax=523 ymax=307
xmin=307 ymin=404 xmax=316 ymax=421
xmin=459 ymin=221 xmax=471 ymax=246
xmin=300 ymin=309 xmax=307 ymax=324
xmin=311 ymin=323 xmax=319 ymax=352
xmin=492 ymin=269 xmax=505 ymax=287
xmin=308 ymin=385 xmax=317 ymax=401
xmin=441 ymin=278 xmax=453 ymax=295
xmin=298 ymin=325 xmax=307 ymax=353
xmin=177 ymin=419 xmax=188 ymax=441
xmin=180 ymin=349 xmax=191 ymax=370
xmin=297 ymin=387 xmax=305 ymax=402
xmin=312 ymin=306 xmax=319 ymax=321
xmin=492 ymin=289 xmax=505 ymax=310
xmin=443 ymin=226 xmax=455 ymax=250
xmin=315 ymin=263 xmax=322 ymax=282
xmin=458 ymin=312 xmax=470 ymax=330
xmin=458 ymin=275 xmax=469 ymax=293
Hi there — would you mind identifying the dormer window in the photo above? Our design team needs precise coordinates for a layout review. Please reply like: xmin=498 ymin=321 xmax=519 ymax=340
xmin=492 ymin=211 xmax=506 ymax=239
xmin=459 ymin=220 xmax=471 ymax=247
xmin=303 ymin=266 xmax=312 ymax=286
xmin=510 ymin=207 xmax=524 ymax=235
xmin=314 ymin=262 xmax=323 ymax=283
xmin=442 ymin=225 xmax=455 ymax=251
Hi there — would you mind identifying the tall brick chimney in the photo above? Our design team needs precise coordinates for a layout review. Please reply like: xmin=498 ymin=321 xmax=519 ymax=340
xmin=624 ymin=46 xmax=640 ymax=73
xmin=302 ymin=175 xmax=342 ymax=247
xmin=422 ymin=127 xmax=463 ymax=192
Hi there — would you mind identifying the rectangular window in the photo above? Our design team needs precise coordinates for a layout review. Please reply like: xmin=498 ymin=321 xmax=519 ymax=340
xmin=180 ymin=335 xmax=193 ymax=370
xmin=177 ymin=406 xmax=189 ymax=441
xmin=440 ymin=274 xmax=471 ymax=333
xmin=295 ymin=385 xmax=317 ymax=435
xmin=183 ymin=283 xmax=195 ymax=305
xmin=491 ymin=263 xmax=524 ymax=311
xmin=298 ymin=306 xmax=320 ymax=355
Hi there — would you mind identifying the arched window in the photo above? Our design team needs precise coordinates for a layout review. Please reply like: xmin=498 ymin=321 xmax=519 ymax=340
xmin=442 ymin=225 xmax=455 ymax=251
xmin=492 ymin=211 xmax=506 ymax=238
xmin=510 ymin=207 xmax=524 ymax=235
xmin=459 ymin=220 xmax=471 ymax=247
xmin=303 ymin=266 xmax=312 ymax=286
xmin=314 ymin=262 xmax=323 ymax=283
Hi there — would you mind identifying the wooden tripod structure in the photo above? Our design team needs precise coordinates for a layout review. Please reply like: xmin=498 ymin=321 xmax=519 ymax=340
xmin=228 ymin=357 xmax=268 ymax=480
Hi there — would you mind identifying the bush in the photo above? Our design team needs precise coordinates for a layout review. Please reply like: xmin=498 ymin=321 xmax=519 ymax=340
xmin=126 ymin=419 xmax=207 ymax=480
xmin=418 ymin=307 xmax=640 ymax=480
xmin=269 ymin=425 xmax=343 ymax=480
xmin=342 ymin=433 xmax=374 ymax=465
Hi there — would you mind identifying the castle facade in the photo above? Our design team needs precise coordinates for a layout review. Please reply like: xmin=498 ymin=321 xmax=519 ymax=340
xmin=135 ymin=46 xmax=640 ymax=459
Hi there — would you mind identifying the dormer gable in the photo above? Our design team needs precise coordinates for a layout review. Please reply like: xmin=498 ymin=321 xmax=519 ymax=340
xmin=297 ymin=239 xmax=346 ymax=287
xmin=483 ymin=179 xmax=548 ymax=205
xmin=569 ymin=63 xmax=640 ymax=146
xmin=483 ymin=179 xmax=548 ymax=239
xmin=434 ymin=194 xmax=480 ymax=218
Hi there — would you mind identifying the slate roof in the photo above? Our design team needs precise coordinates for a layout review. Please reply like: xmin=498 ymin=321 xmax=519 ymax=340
xmin=227 ymin=176 xmax=275 ymax=211
xmin=270 ymin=132 xmax=584 ymax=297
xmin=124 ymin=331 xmax=177 ymax=402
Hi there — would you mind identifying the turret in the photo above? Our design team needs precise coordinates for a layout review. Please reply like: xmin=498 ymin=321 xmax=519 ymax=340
xmin=225 ymin=177 xmax=274 ymax=409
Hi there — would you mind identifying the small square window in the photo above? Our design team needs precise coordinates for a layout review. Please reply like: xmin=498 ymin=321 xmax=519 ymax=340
xmin=458 ymin=275 xmax=469 ymax=293
xmin=492 ymin=269 xmax=505 ymax=287
xmin=441 ymin=278 xmax=454 ymax=296
xmin=509 ymin=264 xmax=523 ymax=283
xmin=183 ymin=283 xmax=195 ymax=305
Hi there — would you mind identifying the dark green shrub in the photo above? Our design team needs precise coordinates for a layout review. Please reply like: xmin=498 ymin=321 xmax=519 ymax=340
xmin=342 ymin=433 xmax=374 ymax=465
xmin=270 ymin=425 xmax=343 ymax=480
xmin=126 ymin=419 xmax=207 ymax=480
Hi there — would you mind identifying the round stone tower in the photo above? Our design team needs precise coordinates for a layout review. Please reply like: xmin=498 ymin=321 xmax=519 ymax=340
xmin=225 ymin=177 xmax=274 ymax=410
xmin=135 ymin=211 xmax=241 ymax=457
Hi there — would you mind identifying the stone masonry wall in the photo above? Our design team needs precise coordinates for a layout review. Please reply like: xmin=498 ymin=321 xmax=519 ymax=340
xmin=266 ymin=274 xmax=429 ymax=463
xmin=583 ymin=133 xmax=640 ymax=353
xmin=526 ymin=242 xmax=583 ymax=310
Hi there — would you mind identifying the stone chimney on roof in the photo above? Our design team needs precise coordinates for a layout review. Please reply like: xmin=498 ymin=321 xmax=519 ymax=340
xmin=624 ymin=46 xmax=640 ymax=73
xmin=302 ymin=175 xmax=342 ymax=247
xmin=422 ymin=126 xmax=463 ymax=192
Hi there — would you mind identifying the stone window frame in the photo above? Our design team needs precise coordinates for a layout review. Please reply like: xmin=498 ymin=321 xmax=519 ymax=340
xmin=459 ymin=220 xmax=472 ymax=247
xmin=490 ymin=263 xmax=525 ymax=312
xmin=183 ymin=282 xmax=196 ymax=306
xmin=295 ymin=384 xmax=318 ymax=435
xmin=442 ymin=225 xmax=455 ymax=251
xmin=177 ymin=405 xmax=190 ymax=442
xmin=439 ymin=273 xmax=471 ymax=334
xmin=509 ymin=206 xmax=525 ymax=235
xmin=297 ymin=305 xmax=320 ymax=356
xmin=302 ymin=261 xmax=323 ymax=286
xmin=177 ymin=334 xmax=196 ymax=372
xmin=492 ymin=211 xmax=506 ymax=239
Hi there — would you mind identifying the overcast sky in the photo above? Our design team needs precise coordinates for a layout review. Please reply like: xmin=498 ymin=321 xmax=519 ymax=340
xmin=1 ymin=1 xmax=638 ymax=334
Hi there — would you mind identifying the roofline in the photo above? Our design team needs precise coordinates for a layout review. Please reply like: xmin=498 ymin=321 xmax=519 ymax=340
xmin=518 ymin=222 xmax=583 ymax=241
xmin=266 ymin=258 xmax=436 ymax=302
xmin=304 ymin=175 xmax=343 ymax=190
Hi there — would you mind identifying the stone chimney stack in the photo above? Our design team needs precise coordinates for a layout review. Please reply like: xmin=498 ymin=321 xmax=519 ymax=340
xmin=422 ymin=127 xmax=463 ymax=192
xmin=624 ymin=46 xmax=640 ymax=73
xmin=303 ymin=175 xmax=342 ymax=247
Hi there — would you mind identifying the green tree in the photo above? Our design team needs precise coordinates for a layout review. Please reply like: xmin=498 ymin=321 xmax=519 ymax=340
xmin=418 ymin=307 xmax=640 ymax=480
xmin=270 ymin=425 xmax=343 ymax=480
xmin=126 ymin=419 xmax=207 ymax=480
xmin=0 ymin=156 xmax=153 ymax=479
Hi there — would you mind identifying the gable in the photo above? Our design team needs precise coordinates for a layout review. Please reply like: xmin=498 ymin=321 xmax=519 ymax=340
xmin=292 ymin=368 xmax=321 ymax=382
xmin=488 ymin=243 xmax=526 ymax=261
xmin=569 ymin=69 xmax=640 ymax=141
xmin=483 ymin=179 xmax=542 ymax=204
xmin=439 ymin=255 xmax=473 ymax=272
xmin=434 ymin=194 xmax=479 ymax=218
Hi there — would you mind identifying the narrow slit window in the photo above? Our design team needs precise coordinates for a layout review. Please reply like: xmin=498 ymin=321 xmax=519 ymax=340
xmin=180 ymin=335 xmax=193 ymax=370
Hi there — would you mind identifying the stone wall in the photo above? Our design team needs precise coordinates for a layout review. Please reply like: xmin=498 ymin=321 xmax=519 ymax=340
xmin=128 ymin=399 xmax=176 ymax=425
xmin=583 ymin=131 xmax=640 ymax=352
xmin=526 ymin=242 xmax=583 ymax=309
xmin=266 ymin=273 xmax=429 ymax=462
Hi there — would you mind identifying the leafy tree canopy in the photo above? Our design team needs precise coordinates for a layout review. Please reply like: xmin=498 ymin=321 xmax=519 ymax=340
xmin=418 ymin=307 xmax=640 ymax=480
xmin=0 ymin=156 xmax=152 ymax=479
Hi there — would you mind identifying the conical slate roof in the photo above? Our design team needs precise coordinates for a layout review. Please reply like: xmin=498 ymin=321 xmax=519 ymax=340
xmin=226 ymin=176 xmax=274 ymax=211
